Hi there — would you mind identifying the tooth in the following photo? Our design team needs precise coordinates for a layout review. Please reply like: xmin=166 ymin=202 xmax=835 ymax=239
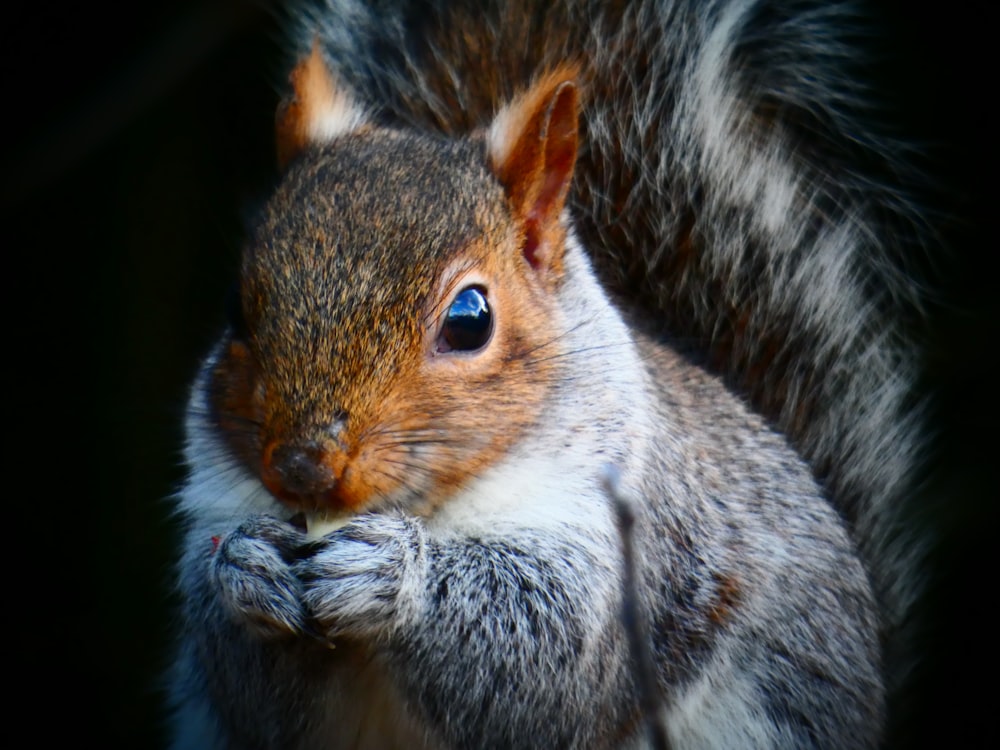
xmin=305 ymin=513 xmax=350 ymax=539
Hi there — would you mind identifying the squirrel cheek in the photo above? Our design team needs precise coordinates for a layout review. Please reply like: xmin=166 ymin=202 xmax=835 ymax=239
xmin=210 ymin=340 xmax=267 ymax=469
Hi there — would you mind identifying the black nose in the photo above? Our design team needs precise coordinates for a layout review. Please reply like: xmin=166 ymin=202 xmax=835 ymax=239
xmin=262 ymin=441 xmax=338 ymax=499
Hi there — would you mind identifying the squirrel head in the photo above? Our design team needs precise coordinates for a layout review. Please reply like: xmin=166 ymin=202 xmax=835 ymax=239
xmin=210 ymin=45 xmax=583 ymax=519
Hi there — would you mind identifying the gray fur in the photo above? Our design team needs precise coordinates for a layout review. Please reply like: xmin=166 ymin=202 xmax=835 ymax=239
xmin=168 ymin=1 xmax=927 ymax=747
xmin=292 ymin=0 xmax=926 ymax=648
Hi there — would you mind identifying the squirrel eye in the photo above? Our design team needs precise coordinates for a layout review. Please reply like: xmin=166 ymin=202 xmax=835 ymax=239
xmin=440 ymin=286 xmax=493 ymax=352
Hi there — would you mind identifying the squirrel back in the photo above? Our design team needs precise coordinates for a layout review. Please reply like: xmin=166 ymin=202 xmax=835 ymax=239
xmin=293 ymin=0 xmax=926 ymax=687
xmin=167 ymin=1 xmax=931 ymax=747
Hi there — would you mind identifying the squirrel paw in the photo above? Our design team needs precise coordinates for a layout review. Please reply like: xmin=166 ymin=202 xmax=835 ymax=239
xmin=294 ymin=513 xmax=427 ymax=641
xmin=211 ymin=515 xmax=315 ymax=638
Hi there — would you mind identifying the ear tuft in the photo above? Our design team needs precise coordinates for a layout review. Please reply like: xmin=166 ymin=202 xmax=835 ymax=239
xmin=275 ymin=41 xmax=368 ymax=169
xmin=488 ymin=66 xmax=580 ymax=274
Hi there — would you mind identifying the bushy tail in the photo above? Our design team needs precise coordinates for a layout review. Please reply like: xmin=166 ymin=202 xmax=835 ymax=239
xmin=290 ymin=0 xmax=930 ymax=720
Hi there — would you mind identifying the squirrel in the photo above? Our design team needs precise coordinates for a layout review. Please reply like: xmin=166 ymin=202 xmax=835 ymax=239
xmin=167 ymin=1 xmax=930 ymax=747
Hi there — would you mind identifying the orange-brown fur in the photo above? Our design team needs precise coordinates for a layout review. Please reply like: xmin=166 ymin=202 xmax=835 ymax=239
xmin=276 ymin=44 xmax=335 ymax=170
xmin=170 ymin=4 xmax=928 ymax=746
xmin=212 ymin=65 xmax=584 ymax=518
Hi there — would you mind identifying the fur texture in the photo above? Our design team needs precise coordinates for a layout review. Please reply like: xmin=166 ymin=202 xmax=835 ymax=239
xmin=167 ymin=1 xmax=927 ymax=747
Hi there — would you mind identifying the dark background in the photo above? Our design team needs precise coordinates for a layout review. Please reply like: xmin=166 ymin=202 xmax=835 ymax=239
xmin=5 ymin=1 xmax=993 ymax=746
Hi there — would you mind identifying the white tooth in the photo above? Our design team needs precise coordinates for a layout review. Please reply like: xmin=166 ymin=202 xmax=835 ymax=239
xmin=305 ymin=513 xmax=351 ymax=539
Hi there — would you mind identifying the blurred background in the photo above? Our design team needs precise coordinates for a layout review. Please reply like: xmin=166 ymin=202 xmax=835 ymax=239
xmin=5 ymin=1 xmax=992 ymax=746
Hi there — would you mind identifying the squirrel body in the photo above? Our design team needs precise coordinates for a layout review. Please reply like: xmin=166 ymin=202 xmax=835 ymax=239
xmin=168 ymin=1 xmax=926 ymax=747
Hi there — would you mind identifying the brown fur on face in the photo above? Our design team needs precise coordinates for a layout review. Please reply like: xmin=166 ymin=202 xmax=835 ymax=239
xmin=210 ymin=67 xmax=582 ymax=516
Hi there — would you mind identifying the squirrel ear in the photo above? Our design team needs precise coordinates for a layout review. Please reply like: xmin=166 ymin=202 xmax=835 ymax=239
xmin=488 ymin=67 xmax=580 ymax=274
xmin=275 ymin=41 xmax=367 ymax=170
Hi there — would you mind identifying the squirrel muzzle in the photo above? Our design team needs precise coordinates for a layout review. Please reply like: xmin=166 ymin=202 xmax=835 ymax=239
xmin=260 ymin=436 xmax=355 ymax=512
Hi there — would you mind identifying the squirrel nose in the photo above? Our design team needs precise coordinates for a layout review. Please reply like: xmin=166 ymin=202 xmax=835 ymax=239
xmin=261 ymin=440 xmax=339 ymax=502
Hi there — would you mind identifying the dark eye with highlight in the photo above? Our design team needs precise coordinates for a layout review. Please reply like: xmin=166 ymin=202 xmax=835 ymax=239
xmin=440 ymin=286 xmax=493 ymax=352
